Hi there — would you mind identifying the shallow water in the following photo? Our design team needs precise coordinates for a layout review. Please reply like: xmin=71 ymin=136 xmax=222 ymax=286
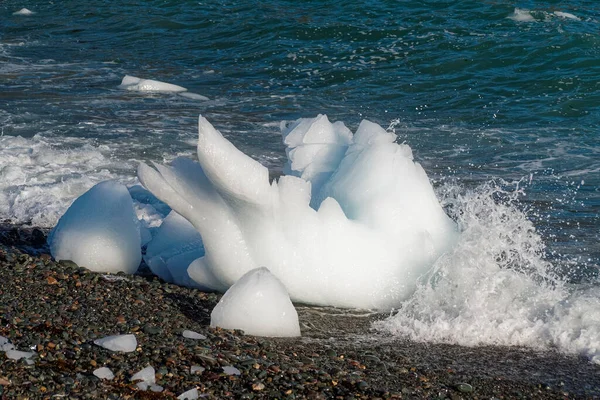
xmin=1 ymin=0 xmax=599 ymax=361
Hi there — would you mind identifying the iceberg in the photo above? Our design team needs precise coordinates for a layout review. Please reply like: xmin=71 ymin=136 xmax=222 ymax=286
xmin=138 ymin=114 xmax=457 ymax=310
xmin=211 ymin=267 xmax=301 ymax=337
xmin=48 ymin=181 xmax=141 ymax=274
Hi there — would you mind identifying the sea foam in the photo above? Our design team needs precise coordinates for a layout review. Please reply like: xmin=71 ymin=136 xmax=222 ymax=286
xmin=375 ymin=182 xmax=600 ymax=363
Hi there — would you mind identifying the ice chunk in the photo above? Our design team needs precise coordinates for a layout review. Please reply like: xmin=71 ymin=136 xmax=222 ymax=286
xmin=554 ymin=11 xmax=580 ymax=20
xmin=131 ymin=365 xmax=158 ymax=391
xmin=119 ymin=75 xmax=187 ymax=92
xmin=190 ymin=365 xmax=205 ymax=374
xmin=5 ymin=350 xmax=35 ymax=360
xmin=144 ymin=211 xmax=205 ymax=288
xmin=48 ymin=181 xmax=141 ymax=274
xmin=179 ymin=92 xmax=210 ymax=101
xmin=222 ymin=366 xmax=241 ymax=376
xmin=94 ymin=334 xmax=137 ymax=352
xmin=138 ymin=115 xmax=457 ymax=310
xmin=509 ymin=8 xmax=535 ymax=22
xmin=93 ymin=367 xmax=115 ymax=380
xmin=178 ymin=388 xmax=199 ymax=400
xmin=13 ymin=8 xmax=34 ymax=15
xmin=211 ymin=268 xmax=301 ymax=337
xmin=182 ymin=330 xmax=206 ymax=340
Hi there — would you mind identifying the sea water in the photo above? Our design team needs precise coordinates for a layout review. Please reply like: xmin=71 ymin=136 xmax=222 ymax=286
xmin=1 ymin=1 xmax=599 ymax=360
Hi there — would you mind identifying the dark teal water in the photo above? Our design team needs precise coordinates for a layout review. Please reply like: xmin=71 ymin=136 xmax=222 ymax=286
xmin=1 ymin=1 xmax=598 ymax=272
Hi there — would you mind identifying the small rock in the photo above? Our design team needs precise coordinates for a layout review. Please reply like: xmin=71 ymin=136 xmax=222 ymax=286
xmin=252 ymin=382 xmax=265 ymax=391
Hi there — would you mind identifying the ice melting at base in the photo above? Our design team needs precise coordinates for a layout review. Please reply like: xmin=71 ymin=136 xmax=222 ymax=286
xmin=211 ymin=268 xmax=301 ymax=337
xmin=48 ymin=181 xmax=141 ymax=274
xmin=138 ymin=115 xmax=457 ymax=309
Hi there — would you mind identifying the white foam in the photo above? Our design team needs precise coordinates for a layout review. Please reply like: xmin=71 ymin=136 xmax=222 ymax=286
xmin=94 ymin=334 xmax=137 ymax=352
xmin=375 ymin=182 xmax=600 ymax=363
xmin=138 ymin=115 xmax=457 ymax=310
xmin=0 ymin=135 xmax=134 ymax=227
xmin=210 ymin=267 xmax=301 ymax=337
xmin=48 ymin=181 xmax=142 ymax=274
xmin=13 ymin=8 xmax=35 ymax=15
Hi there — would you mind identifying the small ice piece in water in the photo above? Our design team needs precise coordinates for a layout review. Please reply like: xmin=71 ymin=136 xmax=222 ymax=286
xmin=13 ymin=8 xmax=34 ymax=15
xmin=210 ymin=268 xmax=301 ymax=337
xmin=5 ymin=350 xmax=35 ymax=360
xmin=190 ymin=365 xmax=205 ymax=374
xmin=182 ymin=330 xmax=207 ymax=340
xmin=119 ymin=75 xmax=186 ymax=93
xmin=179 ymin=92 xmax=210 ymax=101
xmin=554 ymin=11 xmax=580 ymax=20
xmin=222 ymin=366 xmax=241 ymax=376
xmin=94 ymin=334 xmax=137 ymax=352
xmin=178 ymin=388 xmax=199 ymax=400
xmin=48 ymin=180 xmax=141 ymax=274
xmin=509 ymin=8 xmax=535 ymax=22
xmin=93 ymin=367 xmax=115 ymax=380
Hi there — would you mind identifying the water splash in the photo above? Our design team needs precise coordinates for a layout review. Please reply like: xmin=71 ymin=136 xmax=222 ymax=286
xmin=376 ymin=181 xmax=600 ymax=363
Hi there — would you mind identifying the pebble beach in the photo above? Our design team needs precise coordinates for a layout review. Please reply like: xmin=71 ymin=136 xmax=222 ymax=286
xmin=1 ymin=226 xmax=599 ymax=399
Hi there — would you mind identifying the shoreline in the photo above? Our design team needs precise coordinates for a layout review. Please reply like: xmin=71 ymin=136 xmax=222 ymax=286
xmin=1 ymin=226 xmax=599 ymax=398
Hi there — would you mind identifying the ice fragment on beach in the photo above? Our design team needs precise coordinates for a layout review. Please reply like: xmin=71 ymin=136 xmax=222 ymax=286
xmin=145 ymin=211 xmax=205 ymax=288
xmin=178 ymin=388 xmax=199 ymax=400
xmin=48 ymin=180 xmax=141 ymax=274
xmin=13 ymin=8 xmax=35 ymax=15
xmin=138 ymin=115 xmax=457 ymax=309
xmin=93 ymin=367 xmax=115 ymax=380
xmin=5 ymin=350 xmax=35 ymax=361
xmin=190 ymin=365 xmax=205 ymax=374
xmin=182 ymin=330 xmax=207 ymax=340
xmin=210 ymin=268 xmax=301 ymax=337
xmin=94 ymin=334 xmax=137 ymax=352
xmin=222 ymin=366 xmax=241 ymax=376
xmin=131 ymin=365 xmax=162 ymax=391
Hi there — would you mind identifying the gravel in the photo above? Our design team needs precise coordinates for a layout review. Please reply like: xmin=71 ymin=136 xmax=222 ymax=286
xmin=1 ymin=225 xmax=599 ymax=399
